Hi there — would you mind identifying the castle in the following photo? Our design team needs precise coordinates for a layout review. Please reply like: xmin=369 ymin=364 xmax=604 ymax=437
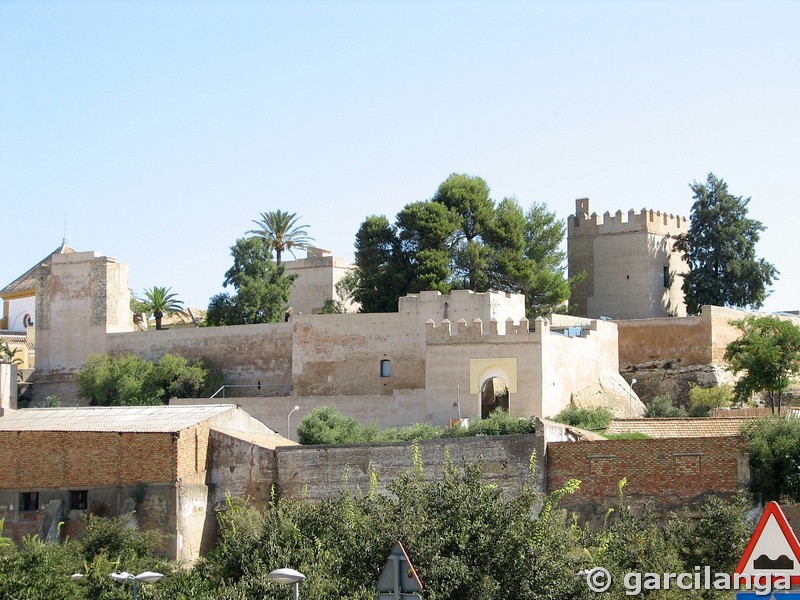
xmin=19 ymin=249 xmax=641 ymax=434
xmin=568 ymin=198 xmax=689 ymax=319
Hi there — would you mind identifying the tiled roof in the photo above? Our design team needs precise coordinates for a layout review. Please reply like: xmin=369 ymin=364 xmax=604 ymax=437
xmin=605 ymin=417 xmax=750 ymax=438
xmin=0 ymin=404 xmax=238 ymax=433
xmin=0 ymin=240 xmax=76 ymax=297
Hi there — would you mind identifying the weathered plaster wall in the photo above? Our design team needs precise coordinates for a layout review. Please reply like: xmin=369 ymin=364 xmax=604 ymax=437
xmin=283 ymin=253 xmax=355 ymax=315
xmin=172 ymin=390 xmax=429 ymax=437
xmin=209 ymin=429 xmax=277 ymax=507
xmin=108 ymin=322 xmax=293 ymax=391
xmin=0 ymin=364 xmax=17 ymax=415
xmin=568 ymin=199 xmax=689 ymax=320
xmin=33 ymin=252 xmax=132 ymax=403
xmin=292 ymin=313 xmax=425 ymax=396
xmin=541 ymin=319 xmax=622 ymax=418
xmin=423 ymin=318 xmax=543 ymax=421
xmin=274 ymin=432 xmax=546 ymax=502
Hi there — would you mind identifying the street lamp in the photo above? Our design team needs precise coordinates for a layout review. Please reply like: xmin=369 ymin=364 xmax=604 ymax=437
xmin=629 ymin=378 xmax=637 ymax=417
xmin=269 ymin=567 xmax=306 ymax=600
xmin=288 ymin=405 xmax=300 ymax=440
xmin=109 ymin=571 xmax=163 ymax=600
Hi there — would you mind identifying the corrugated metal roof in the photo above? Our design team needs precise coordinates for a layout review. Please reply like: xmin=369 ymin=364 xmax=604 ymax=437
xmin=0 ymin=404 xmax=237 ymax=433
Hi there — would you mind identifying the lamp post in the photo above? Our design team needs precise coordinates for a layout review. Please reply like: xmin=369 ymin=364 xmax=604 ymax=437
xmin=109 ymin=571 xmax=163 ymax=600
xmin=269 ymin=567 xmax=306 ymax=600
xmin=629 ymin=378 xmax=637 ymax=417
xmin=288 ymin=405 xmax=300 ymax=440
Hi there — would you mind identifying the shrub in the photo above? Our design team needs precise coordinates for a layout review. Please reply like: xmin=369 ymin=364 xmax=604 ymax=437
xmin=76 ymin=353 xmax=220 ymax=406
xmin=644 ymin=393 xmax=687 ymax=418
xmin=297 ymin=406 xmax=371 ymax=444
xmin=689 ymin=383 xmax=733 ymax=415
xmin=741 ymin=416 xmax=800 ymax=502
xmin=553 ymin=405 xmax=613 ymax=431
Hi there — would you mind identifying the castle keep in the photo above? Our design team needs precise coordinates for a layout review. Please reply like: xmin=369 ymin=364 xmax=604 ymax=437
xmin=568 ymin=198 xmax=689 ymax=320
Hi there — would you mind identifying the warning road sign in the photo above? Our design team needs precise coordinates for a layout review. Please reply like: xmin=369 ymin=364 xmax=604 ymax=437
xmin=735 ymin=501 xmax=800 ymax=585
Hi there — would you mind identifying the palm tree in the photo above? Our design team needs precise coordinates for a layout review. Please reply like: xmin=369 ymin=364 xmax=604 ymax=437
xmin=0 ymin=340 xmax=23 ymax=365
xmin=141 ymin=286 xmax=184 ymax=330
xmin=247 ymin=210 xmax=314 ymax=265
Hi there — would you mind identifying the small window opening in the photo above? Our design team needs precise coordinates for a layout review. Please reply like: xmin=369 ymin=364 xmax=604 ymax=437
xmin=20 ymin=492 xmax=39 ymax=512
xmin=69 ymin=490 xmax=88 ymax=510
xmin=663 ymin=266 xmax=670 ymax=288
xmin=380 ymin=359 xmax=391 ymax=377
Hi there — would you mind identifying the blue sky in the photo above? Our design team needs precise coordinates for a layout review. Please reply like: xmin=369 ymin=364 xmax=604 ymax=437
xmin=2 ymin=1 xmax=798 ymax=313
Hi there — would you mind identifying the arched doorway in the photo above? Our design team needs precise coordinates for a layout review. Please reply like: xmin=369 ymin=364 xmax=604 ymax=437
xmin=481 ymin=377 xmax=509 ymax=418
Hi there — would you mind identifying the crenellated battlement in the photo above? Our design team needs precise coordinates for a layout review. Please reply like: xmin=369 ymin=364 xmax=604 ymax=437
xmin=426 ymin=316 xmax=548 ymax=344
xmin=569 ymin=198 xmax=688 ymax=237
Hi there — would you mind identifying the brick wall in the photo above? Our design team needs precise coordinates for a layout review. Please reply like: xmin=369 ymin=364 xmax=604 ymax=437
xmin=546 ymin=436 xmax=749 ymax=521
xmin=0 ymin=431 xmax=177 ymax=488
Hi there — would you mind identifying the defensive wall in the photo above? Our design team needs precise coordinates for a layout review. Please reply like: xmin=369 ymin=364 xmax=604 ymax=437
xmin=615 ymin=305 xmax=800 ymax=404
xmin=273 ymin=432 xmax=546 ymax=502
xmin=546 ymin=435 xmax=749 ymax=523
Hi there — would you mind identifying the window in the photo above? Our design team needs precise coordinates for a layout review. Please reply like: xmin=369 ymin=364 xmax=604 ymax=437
xmin=69 ymin=490 xmax=88 ymax=510
xmin=380 ymin=359 xmax=391 ymax=377
xmin=663 ymin=266 xmax=670 ymax=288
xmin=19 ymin=492 xmax=39 ymax=512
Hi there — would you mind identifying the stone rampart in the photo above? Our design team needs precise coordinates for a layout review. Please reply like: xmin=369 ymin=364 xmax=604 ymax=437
xmin=274 ymin=432 xmax=545 ymax=502
xmin=570 ymin=204 xmax=688 ymax=237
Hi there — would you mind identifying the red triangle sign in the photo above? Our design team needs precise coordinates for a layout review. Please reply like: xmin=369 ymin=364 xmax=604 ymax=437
xmin=735 ymin=501 xmax=800 ymax=584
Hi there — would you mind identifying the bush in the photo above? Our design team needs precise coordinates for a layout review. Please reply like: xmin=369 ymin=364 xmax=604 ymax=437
xmin=553 ymin=405 xmax=613 ymax=431
xmin=297 ymin=407 xmax=535 ymax=445
xmin=644 ymin=393 xmax=687 ymax=418
xmin=76 ymin=353 xmax=220 ymax=406
xmin=741 ymin=416 xmax=800 ymax=502
xmin=689 ymin=383 xmax=733 ymax=415
xmin=449 ymin=408 xmax=536 ymax=437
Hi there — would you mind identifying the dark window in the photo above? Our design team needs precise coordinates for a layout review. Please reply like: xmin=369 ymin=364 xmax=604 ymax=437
xmin=19 ymin=492 xmax=38 ymax=512
xmin=69 ymin=490 xmax=88 ymax=510
xmin=380 ymin=359 xmax=391 ymax=377
xmin=663 ymin=266 xmax=670 ymax=288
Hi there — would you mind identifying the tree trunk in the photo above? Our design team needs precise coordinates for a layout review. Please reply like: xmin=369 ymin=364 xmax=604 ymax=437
xmin=155 ymin=311 xmax=163 ymax=330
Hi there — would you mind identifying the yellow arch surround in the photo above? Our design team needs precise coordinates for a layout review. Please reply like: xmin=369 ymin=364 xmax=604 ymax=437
xmin=469 ymin=358 xmax=518 ymax=394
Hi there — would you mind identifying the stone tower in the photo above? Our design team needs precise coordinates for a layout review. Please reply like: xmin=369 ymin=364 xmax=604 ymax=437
xmin=568 ymin=198 xmax=689 ymax=320
xmin=33 ymin=251 xmax=133 ymax=403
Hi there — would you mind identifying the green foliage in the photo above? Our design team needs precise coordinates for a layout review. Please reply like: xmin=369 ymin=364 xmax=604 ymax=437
xmin=351 ymin=174 xmax=572 ymax=316
xmin=296 ymin=406 xmax=372 ymax=445
xmin=689 ymin=383 xmax=733 ymax=416
xmin=725 ymin=315 xmax=800 ymax=414
xmin=741 ymin=416 xmax=800 ymax=502
xmin=319 ymin=298 xmax=346 ymax=314
xmin=0 ymin=339 xmax=23 ymax=365
xmin=602 ymin=432 xmax=651 ymax=440
xmin=45 ymin=394 xmax=62 ymax=407
xmin=76 ymin=353 xmax=219 ymax=405
xmin=247 ymin=209 xmax=314 ymax=265
xmin=644 ymin=393 xmax=687 ymax=418
xmin=139 ymin=286 xmax=184 ymax=330
xmin=553 ymin=405 xmax=613 ymax=431
xmin=449 ymin=408 xmax=537 ymax=437
xmin=205 ymin=237 xmax=297 ymax=325
xmin=297 ymin=406 xmax=535 ymax=445
xmin=673 ymin=173 xmax=777 ymax=314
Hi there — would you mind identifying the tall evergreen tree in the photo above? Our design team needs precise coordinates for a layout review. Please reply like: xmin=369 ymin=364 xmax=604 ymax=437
xmin=674 ymin=173 xmax=777 ymax=314
xmin=350 ymin=175 xmax=571 ymax=316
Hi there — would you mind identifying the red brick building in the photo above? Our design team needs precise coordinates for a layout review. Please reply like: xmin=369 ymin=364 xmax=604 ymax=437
xmin=0 ymin=404 xmax=292 ymax=561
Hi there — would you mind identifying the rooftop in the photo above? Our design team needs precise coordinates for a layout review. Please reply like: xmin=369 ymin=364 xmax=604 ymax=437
xmin=0 ymin=240 xmax=76 ymax=298
xmin=605 ymin=417 xmax=750 ymax=438
xmin=0 ymin=404 xmax=239 ymax=433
